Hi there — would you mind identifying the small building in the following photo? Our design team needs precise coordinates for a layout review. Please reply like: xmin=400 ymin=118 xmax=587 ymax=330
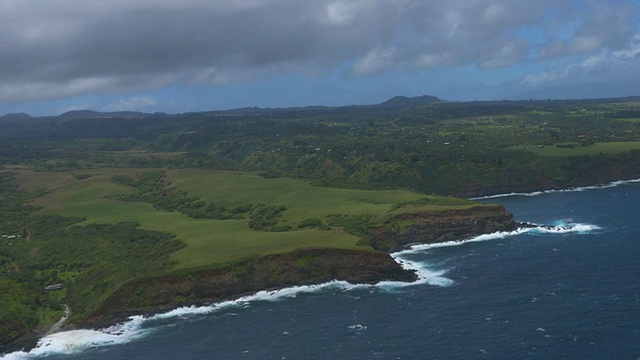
xmin=44 ymin=283 xmax=63 ymax=291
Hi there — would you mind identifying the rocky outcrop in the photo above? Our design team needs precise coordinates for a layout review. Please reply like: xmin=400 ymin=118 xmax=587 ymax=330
xmin=78 ymin=248 xmax=416 ymax=329
xmin=366 ymin=205 xmax=522 ymax=252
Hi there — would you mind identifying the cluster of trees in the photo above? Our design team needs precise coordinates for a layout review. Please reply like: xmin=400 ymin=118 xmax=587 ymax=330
xmin=109 ymin=172 xmax=250 ymax=220
xmin=110 ymin=172 xmax=291 ymax=231
xmin=0 ymin=175 xmax=68 ymax=347
xmin=248 ymin=204 xmax=289 ymax=232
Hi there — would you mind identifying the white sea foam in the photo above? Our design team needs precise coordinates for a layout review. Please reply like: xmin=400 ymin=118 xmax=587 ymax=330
xmin=0 ymin=280 xmax=383 ymax=359
xmin=393 ymin=228 xmax=532 ymax=257
xmin=1 ymin=316 xmax=148 ymax=359
xmin=348 ymin=324 xmax=367 ymax=331
xmin=392 ymin=221 xmax=600 ymax=257
xmin=471 ymin=178 xmax=640 ymax=200
xmin=531 ymin=223 xmax=601 ymax=234
xmin=0 ymin=352 xmax=29 ymax=360
xmin=0 ymin=270 xmax=444 ymax=359
xmin=149 ymin=280 xmax=369 ymax=322
xmin=379 ymin=255 xmax=454 ymax=289
xmin=380 ymin=220 xmax=601 ymax=292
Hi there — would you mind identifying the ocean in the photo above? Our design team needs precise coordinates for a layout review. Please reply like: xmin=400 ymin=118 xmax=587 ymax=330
xmin=3 ymin=180 xmax=639 ymax=359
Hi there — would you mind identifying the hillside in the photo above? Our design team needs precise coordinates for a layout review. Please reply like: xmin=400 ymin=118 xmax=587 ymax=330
xmin=376 ymin=95 xmax=443 ymax=108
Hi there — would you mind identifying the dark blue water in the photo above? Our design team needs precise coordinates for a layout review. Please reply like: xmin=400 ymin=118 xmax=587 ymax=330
xmin=5 ymin=182 xmax=640 ymax=359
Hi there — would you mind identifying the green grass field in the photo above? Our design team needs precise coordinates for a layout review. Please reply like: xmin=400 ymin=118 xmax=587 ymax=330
xmin=13 ymin=168 xmax=477 ymax=270
xmin=513 ymin=141 xmax=640 ymax=157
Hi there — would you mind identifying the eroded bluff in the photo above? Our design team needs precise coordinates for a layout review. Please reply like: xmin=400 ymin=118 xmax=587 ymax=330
xmin=365 ymin=205 xmax=521 ymax=252
xmin=80 ymin=248 xmax=416 ymax=328
xmin=79 ymin=205 xmax=521 ymax=329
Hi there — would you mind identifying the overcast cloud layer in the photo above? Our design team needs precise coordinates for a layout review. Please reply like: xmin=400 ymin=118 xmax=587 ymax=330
xmin=1 ymin=0 xmax=639 ymax=113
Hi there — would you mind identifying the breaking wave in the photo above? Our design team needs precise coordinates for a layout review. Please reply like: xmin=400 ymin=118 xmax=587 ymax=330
xmin=471 ymin=178 xmax=640 ymax=200
xmin=381 ymin=255 xmax=454 ymax=289
xmin=1 ymin=317 xmax=148 ymax=360
xmin=1 ymin=281 xmax=420 ymax=359
xmin=393 ymin=220 xmax=601 ymax=256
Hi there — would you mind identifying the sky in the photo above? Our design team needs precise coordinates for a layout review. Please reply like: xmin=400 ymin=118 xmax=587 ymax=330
xmin=1 ymin=0 xmax=640 ymax=116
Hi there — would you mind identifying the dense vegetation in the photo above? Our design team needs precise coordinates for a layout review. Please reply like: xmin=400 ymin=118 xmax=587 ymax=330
xmin=1 ymin=95 xmax=639 ymax=352
xmin=0 ymin=172 xmax=185 ymax=349
xmin=2 ymin=97 xmax=638 ymax=196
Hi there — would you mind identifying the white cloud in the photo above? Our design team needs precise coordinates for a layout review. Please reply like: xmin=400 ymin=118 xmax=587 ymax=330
xmin=325 ymin=0 xmax=360 ymax=25
xmin=521 ymin=35 xmax=640 ymax=89
xmin=612 ymin=35 xmax=640 ymax=59
xmin=569 ymin=35 xmax=605 ymax=54
xmin=480 ymin=3 xmax=507 ymax=25
xmin=415 ymin=53 xmax=450 ymax=69
xmin=0 ymin=77 xmax=117 ymax=103
xmin=536 ymin=1 xmax=637 ymax=60
xmin=350 ymin=47 xmax=399 ymax=75
xmin=478 ymin=38 xmax=530 ymax=69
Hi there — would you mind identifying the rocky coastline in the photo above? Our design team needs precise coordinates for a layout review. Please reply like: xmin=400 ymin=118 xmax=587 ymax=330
xmin=77 ymin=204 xmax=523 ymax=329
xmin=3 ymin=204 xmax=523 ymax=354
xmin=76 ymin=247 xmax=418 ymax=330
xmin=366 ymin=205 xmax=526 ymax=252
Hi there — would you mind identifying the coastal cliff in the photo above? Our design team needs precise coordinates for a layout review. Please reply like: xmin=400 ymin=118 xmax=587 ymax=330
xmin=80 ymin=205 xmax=520 ymax=328
xmin=78 ymin=248 xmax=417 ymax=329
xmin=2 ymin=205 xmax=523 ymax=353
xmin=365 ymin=205 xmax=521 ymax=252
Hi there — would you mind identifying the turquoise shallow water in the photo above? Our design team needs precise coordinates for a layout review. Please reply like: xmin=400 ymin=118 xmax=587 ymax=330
xmin=4 ymin=181 xmax=640 ymax=359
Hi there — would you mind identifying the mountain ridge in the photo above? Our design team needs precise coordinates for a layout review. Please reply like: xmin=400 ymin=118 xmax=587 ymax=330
xmin=2 ymin=95 xmax=446 ymax=119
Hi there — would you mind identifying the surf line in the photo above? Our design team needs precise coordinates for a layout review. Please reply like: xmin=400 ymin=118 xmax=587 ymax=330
xmin=1 ymin=221 xmax=601 ymax=359
xmin=3 ymin=270 xmax=438 ymax=358
xmin=393 ymin=220 xmax=601 ymax=256
xmin=470 ymin=178 xmax=640 ymax=200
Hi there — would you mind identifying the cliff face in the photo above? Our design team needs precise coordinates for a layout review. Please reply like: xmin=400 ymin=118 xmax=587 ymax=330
xmin=366 ymin=205 xmax=520 ymax=252
xmin=77 ymin=206 xmax=520 ymax=328
xmin=452 ymin=153 xmax=640 ymax=198
xmin=79 ymin=248 xmax=416 ymax=328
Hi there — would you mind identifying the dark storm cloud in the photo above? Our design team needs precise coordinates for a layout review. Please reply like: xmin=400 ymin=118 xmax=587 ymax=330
xmin=0 ymin=0 xmax=638 ymax=103
xmin=0 ymin=0 xmax=398 ymax=101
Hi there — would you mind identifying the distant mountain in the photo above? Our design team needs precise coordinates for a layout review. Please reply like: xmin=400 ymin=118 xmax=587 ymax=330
xmin=376 ymin=95 xmax=443 ymax=108
xmin=0 ymin=112 xmax=32 ymax=122
xmin=58 ymin=110 xmax=101 ymax=118
xmin=58 ymin=110 xmax=151 ymax=119
xmin=3 ymin=95 xmax=444 ymax=122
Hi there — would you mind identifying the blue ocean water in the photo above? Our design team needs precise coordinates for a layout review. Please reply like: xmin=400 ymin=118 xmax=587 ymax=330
xmin=4 ymin=181 xmax=640 ymax=359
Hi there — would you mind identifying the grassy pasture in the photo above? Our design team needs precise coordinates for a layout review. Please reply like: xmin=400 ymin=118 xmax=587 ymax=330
xmin=12 ymin=168 xmax=477 ymax=270
xmin=512 ymin=141 xmax=640 ymax=157
xmin=165 ymin=169 xmax=475 ymax=221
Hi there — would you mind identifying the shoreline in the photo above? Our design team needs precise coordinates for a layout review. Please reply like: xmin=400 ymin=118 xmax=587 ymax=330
xmin=4 ymin=179 xmax=634 ymax=356
xmin=469 ymin=177 xmax=640 ymax=200
xmin=1 ymin=203 xmax=517 ymax=355
xmin=2 ymin=219 xmax=599 ymax=358
xmin=71 ymin=247 xmax=418 ymax=331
